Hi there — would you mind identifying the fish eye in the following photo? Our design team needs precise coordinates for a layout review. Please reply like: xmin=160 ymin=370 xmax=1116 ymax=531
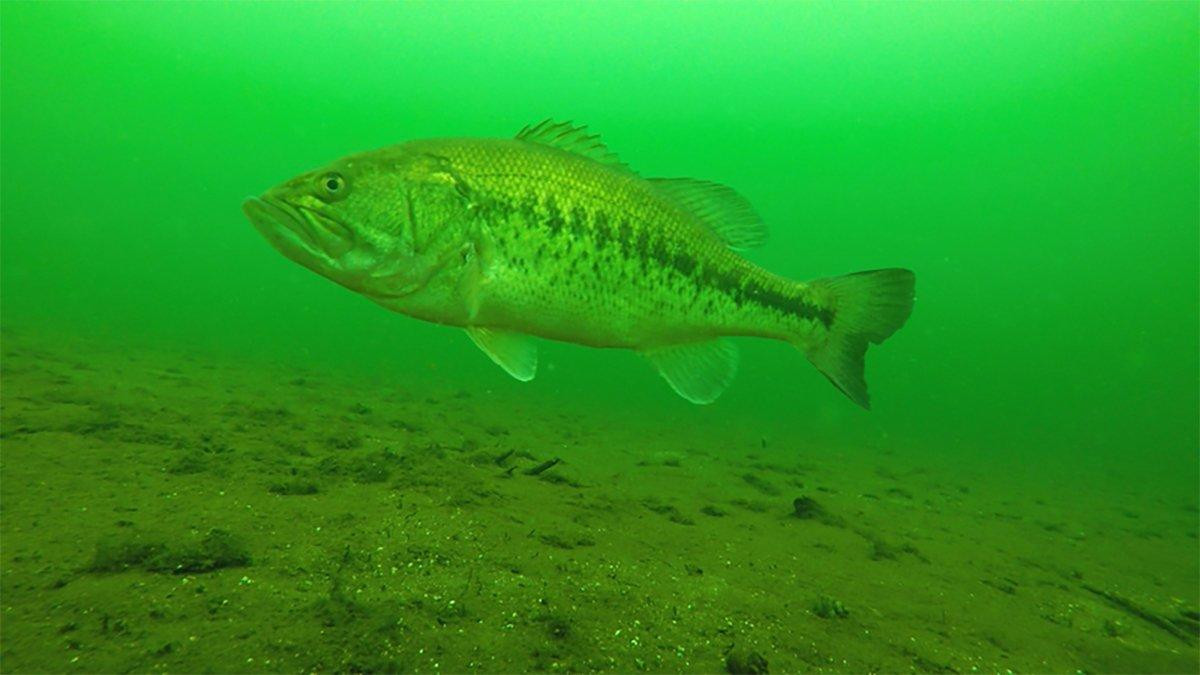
xmin=319 ymin=172 xmax=347 ymax=199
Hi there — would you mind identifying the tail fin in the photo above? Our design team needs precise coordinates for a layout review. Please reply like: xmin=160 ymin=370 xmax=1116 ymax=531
xmin=804 ymin=268 xmax=915 ymax=410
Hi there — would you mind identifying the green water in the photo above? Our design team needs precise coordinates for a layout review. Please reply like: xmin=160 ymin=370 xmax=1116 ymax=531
xmin=2 ymin=3 xmax=1197 ymax=673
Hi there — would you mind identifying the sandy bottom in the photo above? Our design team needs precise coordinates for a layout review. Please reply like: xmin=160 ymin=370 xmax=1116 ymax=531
xmin=1 ymin=328 xmax=1196 ymax=673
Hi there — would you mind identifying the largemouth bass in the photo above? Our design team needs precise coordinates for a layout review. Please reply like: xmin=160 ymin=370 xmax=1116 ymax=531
xmin=243 ymin=120 xmax=915 ymax=408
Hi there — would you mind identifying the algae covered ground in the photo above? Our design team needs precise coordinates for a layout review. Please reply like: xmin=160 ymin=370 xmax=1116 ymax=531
xmin=2 ymin=327 xmax=1196 ymax=673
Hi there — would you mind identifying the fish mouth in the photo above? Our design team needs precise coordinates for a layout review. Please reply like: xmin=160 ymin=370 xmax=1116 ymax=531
xmin=243 ymin=196 xmax=353 ymax=262
xmin=243 ymin=196 xmax=312 ymax=249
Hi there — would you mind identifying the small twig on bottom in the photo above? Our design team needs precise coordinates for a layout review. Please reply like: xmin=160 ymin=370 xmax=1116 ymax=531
xmin=524 ymin=458 xmax=561 ymax=476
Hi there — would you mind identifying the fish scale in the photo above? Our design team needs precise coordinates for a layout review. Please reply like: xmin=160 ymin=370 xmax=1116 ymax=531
xmin=244 ymin=120 xmax=914 ymax=408
xmin=431 ymin=140 xmax=804 ymax=346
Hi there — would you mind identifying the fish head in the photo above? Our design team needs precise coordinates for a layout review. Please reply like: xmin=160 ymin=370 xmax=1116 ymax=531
xmin=243 ymin=149 xmax=433 ymax=298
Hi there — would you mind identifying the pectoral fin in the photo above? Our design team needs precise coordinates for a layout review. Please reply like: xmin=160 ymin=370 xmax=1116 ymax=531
xmin=642 ymin=339 xmax=739 ymax=404
xmin=466 ymin=327 xmax=537 ymax=381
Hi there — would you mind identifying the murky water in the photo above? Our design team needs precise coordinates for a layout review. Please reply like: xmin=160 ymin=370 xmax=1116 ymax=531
xmin=2 ymin=3 xmax=1197 ymax=672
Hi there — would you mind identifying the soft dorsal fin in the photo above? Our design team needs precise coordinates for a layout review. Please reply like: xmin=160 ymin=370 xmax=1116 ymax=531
xmin=515 ymin=119 xmax=630 ymax=171
xmin=649 ymin=178 xmax=768 ymax=250
xmin=466 ymin=327 xmax=537 ymax=381
xmin=642 ymin=339 xmax=739 ymax=405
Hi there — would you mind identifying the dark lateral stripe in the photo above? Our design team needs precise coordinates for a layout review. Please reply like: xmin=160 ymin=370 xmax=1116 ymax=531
xmin=503 ymin=196 xmax=834 ymax=327
xmin=690 ymin=261 xmax=833 ymax=327
xmin=543 ymin=195 xmax=564 ymax=234
xmin=593 ymin=211 xmax=610 ymax=247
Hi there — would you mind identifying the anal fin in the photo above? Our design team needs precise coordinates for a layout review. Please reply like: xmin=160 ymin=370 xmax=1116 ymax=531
xmin=467 ymin=327 xmax=537 ymax=381
xmin=642 ymin=339 xmax=739 ymax=404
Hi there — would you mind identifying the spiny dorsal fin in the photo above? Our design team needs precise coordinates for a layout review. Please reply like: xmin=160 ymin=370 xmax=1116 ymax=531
xmin=515 ymin=119 xmax=630 ymax=171
xmin=466 ymin=327 xmax=537 ymax=381
xmin=642 ymin=339 xmax=739 ymax=405
xmin=649 ymin=178 xmax=768 ymax=250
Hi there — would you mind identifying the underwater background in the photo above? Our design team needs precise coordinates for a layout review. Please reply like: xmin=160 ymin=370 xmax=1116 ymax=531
xmin=2 ymin=2 xmax=1197 ymax=673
